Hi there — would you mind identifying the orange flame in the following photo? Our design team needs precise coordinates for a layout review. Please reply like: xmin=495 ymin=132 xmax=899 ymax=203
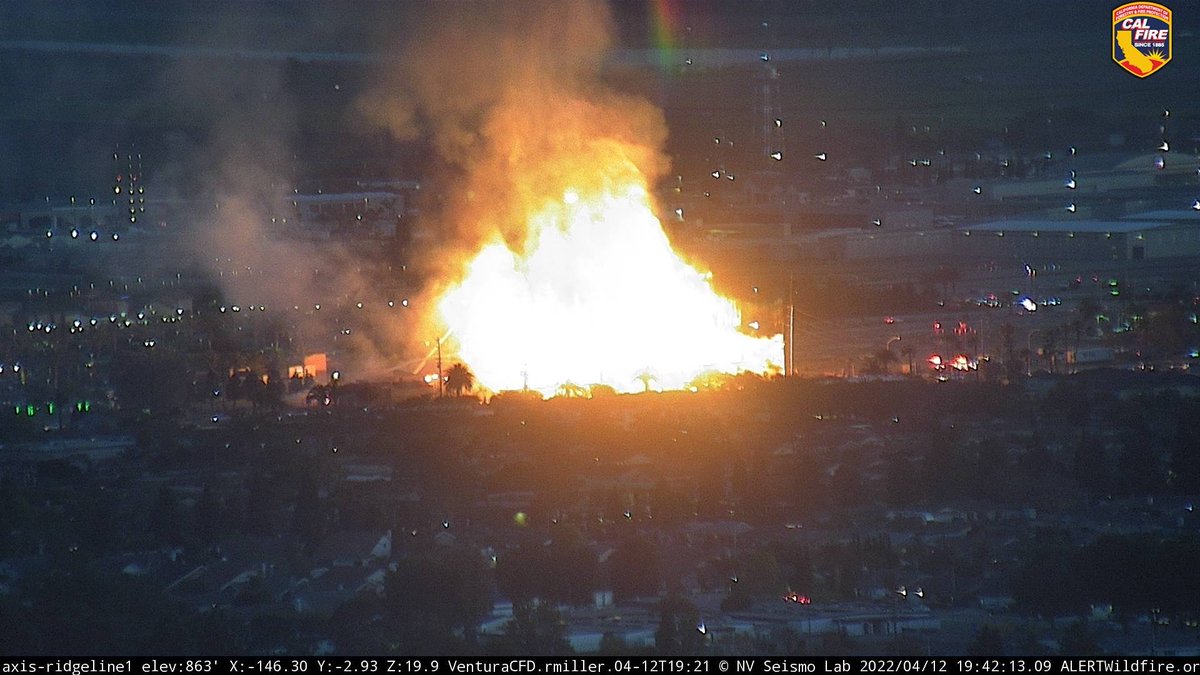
xmin=437 ymin=175 xmax=782 ymax=397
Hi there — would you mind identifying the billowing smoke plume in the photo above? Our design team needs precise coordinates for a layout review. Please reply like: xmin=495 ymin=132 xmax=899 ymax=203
xmin=359 ymin=0 xmax=670 ymax=340
xmin=157 ymin=10 xmax=409 ymax=379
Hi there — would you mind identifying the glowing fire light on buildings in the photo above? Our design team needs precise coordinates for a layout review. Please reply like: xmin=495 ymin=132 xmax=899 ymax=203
xmin=436 ymin=182 xmax=782 ymax=397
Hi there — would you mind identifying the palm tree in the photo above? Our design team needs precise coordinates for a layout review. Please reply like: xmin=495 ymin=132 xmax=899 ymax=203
xmin=445 ymin=363 xmax=474 ymax=397
xmin=877 ymin=348 xmax=899 ymax=375
xmin=1078 ymin=296 xmax=1101 ymax=330
xmin=1041 ymin=328 xmax=1061 ymax=374
xmin=635 ymin=370 xmax=656 ymax=393
xmin=864 ymin=348 xmax=898 ymax=375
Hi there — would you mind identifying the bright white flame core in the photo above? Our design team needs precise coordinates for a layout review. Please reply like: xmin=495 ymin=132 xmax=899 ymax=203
xmin=438 ymin=184 xmax=782 ymax=396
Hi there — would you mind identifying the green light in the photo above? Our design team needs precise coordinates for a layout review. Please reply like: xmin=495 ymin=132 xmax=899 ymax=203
xmin=26 ymin=405 xmax=36 ymax=417
xmin=47 ymin=402 xmax=55 ymax=415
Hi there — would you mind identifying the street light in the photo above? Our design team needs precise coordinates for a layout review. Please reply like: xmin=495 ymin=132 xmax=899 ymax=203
xmin=886 ymin=336 xmax=902 ymax=375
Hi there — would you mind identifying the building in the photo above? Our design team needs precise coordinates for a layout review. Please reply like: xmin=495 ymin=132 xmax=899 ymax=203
xmin=837 ymin=210 xmax=1200 ymax=264
xmin=959 ymin=212 xmax=1200 ymax=263
xmin=287 ymin=191 xmax=405 ymax=239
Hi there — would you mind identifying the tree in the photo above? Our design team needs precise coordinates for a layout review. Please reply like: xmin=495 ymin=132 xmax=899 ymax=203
xmin=722 ymin=549 xmax=785 ymax=611
xmin=590 ymin=384 xmax=617 ymax=397
xmin=18 ymin=568 xmax=196 ymax=654
xmin=291 ymin=471 xmax=324 ymax=554
xmin=250 ymin=369 xmax=285 ymax=410
xmin=544 ymin=528 xmax=599 ymax=606
xmin=495 ymin=545 xmax=544 ymax=603
xmin=438 ymin=547 xmax=494 ymax=631
xmin=1078 ymin=296 xmax=1101 ymax=328
xmin=900 ymin=346 xmax=915 ymax=376
xmin=655 ymin=593 xmax=704 ymax=655
xmin=1041 ymin=328 xmax=1061 ymax=374
xmin=922 ymin=266 xmax=962 ymax=303
xmin=387 ymin=548 xmax=492 ymax=633
xmin=770 ymin=542 xmax=814 ymax=594
xmin=492 ymin=600 xmax=572 ymax=656
xmin=445 ymin=363 xmax=475 ymax=397
xmin=1012 ymin=534 xmax=1086 ymax=619
xmin=967 ymin=625 xmax=1005 ymax=656
xmin=110 ymin=348 xmax=191 ymax=416
xmin=189 ymin=608 xmax=243 ymax=654
xmin=0 ymin=489 xmax=34 ymax=556
xmin=1169 ymin=410 xmax=1200 ymax=493
xmin=149 ymin=484 xmax=182 ymax=548
xmin=1141 ymin=304 xmax=1188 ymax=359
xmin=635 ymin=370 xmax=655 ymax=393
xmin=1059 ymin=620 xmax=1100 ymax=655
xmin=1116 ymin=436 xmax=1159 ymax=496
xmin=608 ymin=536 xmax=660 ymax=601
xmin=194 ymin=484 xmax=225 ymax=545
xmin=598 ymin=632 xmax=631 ymax=655
xmin=496 ymin=527 xmax=597 ymax=607
xmin=1072 ymin=430 xmax=1109 ymax=494
xmin=555 ymin=382 xmax=588 ymax=398
xmin=862 ymin=348 xmax=899 ymax=375
xmin=885 ymin=454 xmax=921 ymax=505
xmin=1000 ymin=322 xmax=1023 ymax=382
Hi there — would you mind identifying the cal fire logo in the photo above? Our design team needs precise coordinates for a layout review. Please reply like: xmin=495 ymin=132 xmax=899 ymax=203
xmin=1113 ymin=2 xmax=1172 ymax=77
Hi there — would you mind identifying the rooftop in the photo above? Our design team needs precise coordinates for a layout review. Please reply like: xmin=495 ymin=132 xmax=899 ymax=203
xmin=962 ymin=219 xmax=1153 ymax=234
xmin=1124 ymin=209 xmax=1200 ymax=222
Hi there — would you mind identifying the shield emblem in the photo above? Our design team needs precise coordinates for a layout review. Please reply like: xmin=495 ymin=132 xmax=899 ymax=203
xmin=1113 ymin=2 xmax=1172 ymax=77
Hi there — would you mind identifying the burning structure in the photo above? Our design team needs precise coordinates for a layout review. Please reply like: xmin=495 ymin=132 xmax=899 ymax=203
xmin=363 ymin=0 xmax=783 ymax=397
xmin=438 ymin=175 xmax=783 ymax=396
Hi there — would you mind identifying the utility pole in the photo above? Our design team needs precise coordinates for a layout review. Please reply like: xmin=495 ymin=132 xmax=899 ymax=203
xmin=436 ymin=337 xmax=444 ymax=398
xmin=787 ymin=272 xmax=795 ymax=376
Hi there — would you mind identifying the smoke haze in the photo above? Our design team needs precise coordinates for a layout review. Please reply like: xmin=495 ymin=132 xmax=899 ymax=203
xmin=359 ymin=0 xmax=670 ymax=350
xmin=145 ymin=0 xmax=673 ymax=380
xmin=155 ymin=9 xmax=411 ymax=378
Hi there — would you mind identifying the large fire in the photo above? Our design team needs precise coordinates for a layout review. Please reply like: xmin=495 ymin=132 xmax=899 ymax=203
xmin=436 ymin=164 xmax=783 ymax=397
